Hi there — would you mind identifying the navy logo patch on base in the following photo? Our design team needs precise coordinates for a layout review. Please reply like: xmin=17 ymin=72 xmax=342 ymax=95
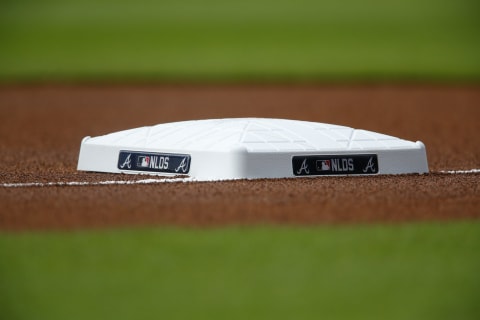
xmin=118 ymin=151 xmax=190 ymax=174
xmin=292 ymin=154 xmax=378 ymax=176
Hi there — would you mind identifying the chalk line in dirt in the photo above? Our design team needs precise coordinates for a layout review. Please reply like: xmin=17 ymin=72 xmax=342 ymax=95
xmin=0 ymin=169 xmax=478 ymax=188
xmin=1 ymin=177 xmax=194 ymax=188
xmin=438 ymin=169 xmax=480 ymax=174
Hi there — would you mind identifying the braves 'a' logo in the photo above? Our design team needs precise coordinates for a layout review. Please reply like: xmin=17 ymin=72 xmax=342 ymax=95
xmin=296 ymin=158 xmax=310 ymax=175
xmin=119 ymin=154 xmax=132 ymax=169
xmin=362 ymin=157 xmax=376 ymax=173
xmin=175 ymin=157 xmax=189 ymax=173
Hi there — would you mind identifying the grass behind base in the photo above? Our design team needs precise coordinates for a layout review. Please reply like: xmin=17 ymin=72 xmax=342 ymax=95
xmin=1 ymin=0 xmax=479 ymax=82
xmin=1 ymin=221 xmax=479 ymax=320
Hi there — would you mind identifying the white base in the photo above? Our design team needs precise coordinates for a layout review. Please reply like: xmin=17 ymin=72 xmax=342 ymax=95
xmin=77 ymin=118 xmax=428 ymax=180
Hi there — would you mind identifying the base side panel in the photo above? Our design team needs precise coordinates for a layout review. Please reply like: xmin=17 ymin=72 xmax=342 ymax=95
xmin=78 ymin=137 xmax=428 ymax=180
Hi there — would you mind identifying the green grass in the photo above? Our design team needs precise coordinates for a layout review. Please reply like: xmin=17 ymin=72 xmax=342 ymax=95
xmin=1 ymin=221 xmax=479 ymax=320
xmin=0 ymin=0 xmax=479 ymax=82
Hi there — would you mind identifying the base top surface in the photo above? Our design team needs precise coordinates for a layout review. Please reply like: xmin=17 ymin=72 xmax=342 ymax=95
xmin=84 ymin=118 xmax=419 ymax=153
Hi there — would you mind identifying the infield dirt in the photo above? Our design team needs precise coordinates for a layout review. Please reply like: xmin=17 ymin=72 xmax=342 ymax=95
xmin=0 ymin=85 xmax=478 ymax=230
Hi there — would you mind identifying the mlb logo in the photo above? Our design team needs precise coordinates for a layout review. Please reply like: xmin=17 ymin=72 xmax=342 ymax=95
xmin=138 ymin=156 xmax=150 ymax=167
xmin=316 ymin=160 xmax=331 ymax=171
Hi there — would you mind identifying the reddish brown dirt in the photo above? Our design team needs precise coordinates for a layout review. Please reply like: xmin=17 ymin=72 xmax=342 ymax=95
xmin=0 ymin=85 xmax=479 ymax=230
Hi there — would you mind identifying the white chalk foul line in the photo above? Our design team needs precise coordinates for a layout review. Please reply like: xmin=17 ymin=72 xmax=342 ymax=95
xmin=1 ymin=169 xmax=478 ymax=188
xmin=1 ymin=177 xmax=194 ymax=188
xmin=438 ymin=169 xmax=480 ymax=174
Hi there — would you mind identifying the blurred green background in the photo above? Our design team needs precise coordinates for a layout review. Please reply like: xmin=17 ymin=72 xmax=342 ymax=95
xmin=1 ymin=0 xmax=479 ymax=82
xmin=1 ymin=222 xmax=480 ymax=320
